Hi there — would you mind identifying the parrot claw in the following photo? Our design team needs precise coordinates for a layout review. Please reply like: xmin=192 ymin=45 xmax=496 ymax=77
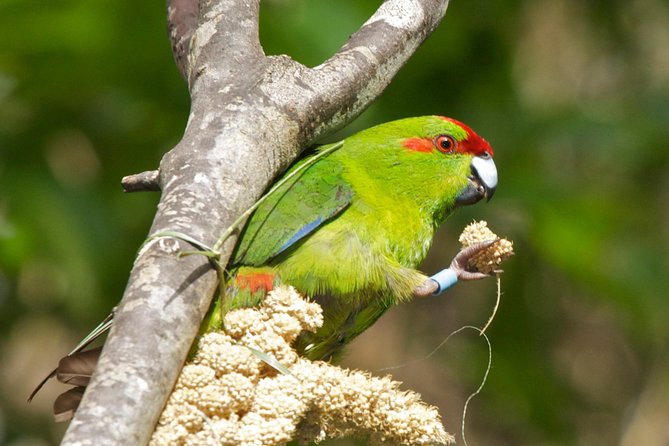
xmin=414 ymin=238 xmax=498 ymax=297
xmin=457 ymin=270 xmax=490 ymax=281
xmin=450 ymin=238 xmax=498 ymax=281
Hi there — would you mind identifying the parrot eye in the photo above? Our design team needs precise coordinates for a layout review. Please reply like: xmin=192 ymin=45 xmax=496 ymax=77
xmin=435 ymin=135 xmax=456 ymax=154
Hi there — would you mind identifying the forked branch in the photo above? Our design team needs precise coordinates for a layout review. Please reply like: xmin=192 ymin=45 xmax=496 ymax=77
xmin=62 ymin=1 xmax=451 ymax=444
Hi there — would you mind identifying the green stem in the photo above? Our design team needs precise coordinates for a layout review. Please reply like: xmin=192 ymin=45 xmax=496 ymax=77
xmin=144 ymin=230 xmax=215 ymax=254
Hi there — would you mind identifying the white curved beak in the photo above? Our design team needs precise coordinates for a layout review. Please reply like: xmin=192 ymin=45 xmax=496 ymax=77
xmin=471 ymin=156 xmax=497 ymax=201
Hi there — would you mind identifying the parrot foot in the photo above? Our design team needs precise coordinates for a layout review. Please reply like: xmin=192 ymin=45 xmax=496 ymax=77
xmin=451 ymin=239 xmax=500 ymax=280
xmin=413 ymin=239 xmax=498 ymax=298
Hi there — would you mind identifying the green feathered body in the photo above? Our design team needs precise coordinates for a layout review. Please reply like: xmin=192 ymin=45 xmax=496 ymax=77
xmin=205 ymin=116 xmax=493 ymax=360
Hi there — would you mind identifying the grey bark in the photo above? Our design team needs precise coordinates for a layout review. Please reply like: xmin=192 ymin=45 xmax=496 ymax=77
xmin=61 ymin=0 xmax=451 ymax=444
xmin=121 ymin=170 xmax=160 ymax=192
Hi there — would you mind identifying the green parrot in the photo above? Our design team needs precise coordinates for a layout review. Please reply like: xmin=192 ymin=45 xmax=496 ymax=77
xmin=30 ymin=115 xmax=498 ymax=418
xmin=208 ymin=115 xmax=497 ymax=360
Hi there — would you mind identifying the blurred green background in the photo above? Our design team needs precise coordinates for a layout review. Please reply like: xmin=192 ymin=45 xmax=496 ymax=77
xmin=1 ymin=0 xmax=668 ymax=444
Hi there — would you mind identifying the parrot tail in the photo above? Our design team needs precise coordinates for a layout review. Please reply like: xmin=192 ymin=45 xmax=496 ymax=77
xmin=28 ymin=268 xmax=278 ymax=422
xmin=28 ymin=347 xmax=101 ymax=422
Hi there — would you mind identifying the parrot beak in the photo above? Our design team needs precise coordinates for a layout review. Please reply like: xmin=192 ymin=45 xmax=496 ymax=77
xmin=456 ymin=155 xmax=498 ymax=205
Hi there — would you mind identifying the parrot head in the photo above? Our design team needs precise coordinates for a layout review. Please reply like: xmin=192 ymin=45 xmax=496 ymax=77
xmin=342 ymin=115 xmax=497 ymax=219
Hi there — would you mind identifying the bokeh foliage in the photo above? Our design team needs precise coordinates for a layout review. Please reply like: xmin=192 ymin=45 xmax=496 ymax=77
xmin=1 ymin=0 xmax=668 ymax=445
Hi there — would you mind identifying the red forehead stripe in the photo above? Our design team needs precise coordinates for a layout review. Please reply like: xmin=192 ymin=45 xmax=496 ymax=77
xmin=438 ymin=116 xmax=477 ymax=136
xmin=438 ymin=116 xmax=494 ymax=157
xmin=402 ymin=137 xmax=433 ymax=153
xmin=401 ymin=118 xmax=493 ymax=156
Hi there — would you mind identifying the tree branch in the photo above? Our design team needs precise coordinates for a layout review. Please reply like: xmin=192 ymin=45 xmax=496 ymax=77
xmin=167 ymin=0 xmax=199 ymax=80
xmin=61 ymin=1 xmax=451 ymax=444
xmin=253 ymin=0 xmax=451 ymax=144
xmin=121 ymin=170 xmax=160 ymax=192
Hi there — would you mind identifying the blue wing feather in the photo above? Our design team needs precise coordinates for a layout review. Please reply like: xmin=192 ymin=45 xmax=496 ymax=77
xmin=276 ymin=216 xmax=324 ymax=256
xmin=231 ymin=153 xmax=353 ymax=266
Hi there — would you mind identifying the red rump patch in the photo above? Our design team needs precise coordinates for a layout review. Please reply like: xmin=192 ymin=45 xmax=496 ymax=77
xmin=402 ymin=137 xmax=434 ymax=153
xmin=438 ymin=116 xmax=494 ymax=157
xmin=235 ymin=273 xmax=275 ymax=294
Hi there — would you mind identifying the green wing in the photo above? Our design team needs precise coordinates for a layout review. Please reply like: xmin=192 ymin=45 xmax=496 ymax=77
xmin=231 ymin=153 xmax=353 ymax=267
